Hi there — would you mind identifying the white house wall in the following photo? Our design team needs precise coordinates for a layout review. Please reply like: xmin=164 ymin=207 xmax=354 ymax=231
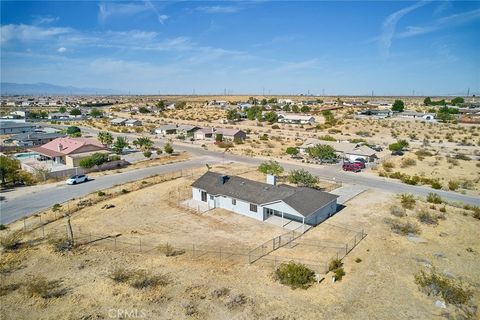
xmin=262 ymin=201 xmax=304 ymax=219
xmin=304 ymin=199 xmax=337 ymax=225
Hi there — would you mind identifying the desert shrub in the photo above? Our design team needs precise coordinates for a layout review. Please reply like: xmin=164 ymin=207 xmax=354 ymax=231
xmin=400 ymin=194 xmax=416 ymax=209
xmin=448 ymin=180 xmax=459 ymax=191
xmin=414 ymin=270 xmax=473 ymax=305
xmin=0 ymin=225 xmax=6 ymax=230
xmin=334 ymin=268 xmax=346 ymax=281
xmin=211 ymin=287 xmax=230 ymax=298
xmin=109 ymin=267 xmax=133 ymax=283
xmin=390 ymin=205 xmax=406 ymax=217
xmin=454 ymin=154 xmax=471 ymax=161
xmin=217 ymin=141 xmax=234 ymax=148
xmin=318 ymin=135 xmax=336 ymax=141
xmin=97 ymin=191 xmax=106 ymax=196
xmin=401 ymin=158 xmax=416 ymax=168
xmin=271 ymin=124 xmax=280 ymax=129
xmin=157 ymin=243 xmax=185 ymax=257
xmin=389 ymin=171 xmax=404 ymax=179
xmin=417 ymin=210 xmax=439 ymax=225
xmin=25 ymin=276 xmax=66 ymax=299
xmin=121 ymin=189 xmax=129 ymax=194
xmin=129 ymin=271 xmax=170 ymax=289
xmin=430 ymin=180 xmax=442 ymax=189
xmin=382 ymin=161 xmax=395 ymax=172
xmin=226 ymin=293 xmax=247 ymax=309
xmin=0 ymin=283 xmax=20 ymax=296
xmin=355 ymin=258 xmax=362 ymax=263
xmin=48 ymin=236 xmax=73 ymax=252
xmin=274 ymin=261 xmax=315 ymax=289
xmin=439 ymin=206 xmax=447 ymax=213
xmin=143 ymin=150 xmax=152 ymax=158
xmin=415 ymin=149 xmax=433 ymax=158
xmin=0 ymin=231 xmax=23 ymax=251
xmin=385 ymin=218 xmax=421 ymax=235
xmin=52 ymin=203 xmax=62 ymax=212
xmin=426 ymin=193 xmax=443 ymax=204
xmin=328 ymin=258 xmax=343 ymax=271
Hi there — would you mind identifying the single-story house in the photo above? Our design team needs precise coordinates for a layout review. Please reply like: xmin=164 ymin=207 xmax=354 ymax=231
xmin=4 ymin=132 xmax=65 ymax=147
xmin=194 ymin=128 xmax=247 ymax=141
xmin=0 ymin=122 xmax=37 ymax=135
xmin=366 ymin=101 xmax=393 ymax=108
xmin=277 ymin=114 xmax=316 ymax=125
xmin=398 ymin=111 xmax=436 ymax=121
xmin=110 ymin=118 xmax=127 ymax=126
xmin=30 ymin=137 xmax=108 ymax=167
xmin=191 ymin=171 xmax=338 ymax=226
xmin=125 ymin=119 xmax=142 ymax=127
xmin=10 ymin=110 xmax=29 ymax=119
xmin=155 ymin=124 xmax=200 ymax=136
xmin=299 ymin=138 xmax=378 ymax=162
xmin=357 ymin=109 xmax=393 ymax=118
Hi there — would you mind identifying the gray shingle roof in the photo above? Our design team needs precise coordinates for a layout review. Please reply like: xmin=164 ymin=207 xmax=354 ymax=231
xmin=192 ymin=171 xmax=338 ymax=217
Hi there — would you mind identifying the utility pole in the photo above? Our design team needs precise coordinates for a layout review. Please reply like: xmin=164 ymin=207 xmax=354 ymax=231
xmin=467 ymin=88 xmax=470 ymax=97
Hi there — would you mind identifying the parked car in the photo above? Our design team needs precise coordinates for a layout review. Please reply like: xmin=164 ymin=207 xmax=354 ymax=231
xmin=66 ymin=174 xmax=88 ymax=185
xmin=391 ymin=150 xmax=404 ymax=156
xmin=353 ymin=161 xmax=366 ymax=169
xmin=342 ymin=163 xmax=361 ymax=172
xmin=354 ymin=158 xmax=367 ymax=163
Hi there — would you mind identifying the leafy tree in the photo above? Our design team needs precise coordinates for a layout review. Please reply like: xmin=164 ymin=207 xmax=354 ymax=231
xmin=287 ymin=169 xmax=319 ymax=188
xmin=322 ymin=110 xmax=336 ymax=126
xmin=132 ymin=137 xmax=153 ymax=151
xmin=307 ymin=144 xmax=337 ymax=160
xmin=164 ymin=143 xmax=174 ymax=154
xmin=316 ymin=99 xmax=324 ymax=103
xmin=283 ymin=105 xmax=291 ymax=112
xmin=389 ymin=139 xmax=409 ymax=151
xmin=79 ymin=153 xmax=109 ymax=168
xmin=258 ymin=160 xmax=284 ymax=176
xmin=66 ymin=126 xmax=81 ymax=137
xmin=138 ymin=106 xmax=150 ymax=113
xmin=246 ymin=106 xmax=263 ymax=120
xmin=261 ymin=98 xmax=268 ymax=105
xmin=215 ymin=134 xmax=223 ymax=142
xmin=97 ymin=131 xmax=113 ymax=146
xmin=286 ymin=147 xmax=299 ymax=156
xmin=89 ymin=108 xmax=103 ymax=118
xmin=423 ymin=97 xmax=432 ymax=106
xmin=156 ymin=100 xmax=165 ymax=110
xmin=226 ymin=109 xmax=240 ymax=121
xmin=58 ymin=106 xmax=66 ymax=113
xmin=274 ymin=261 xmax=315 ymax=289
xmin=291 ymin=105 xmax=299 ymax=113
xmin=176 ymin=101 xmax=187 ymax=109
xmin=264 ymin=111 xmax=278 ymax=123
xmin=70 ymin=108 xmax=82 ymax=116
xmin=300 ymin=106 xmax=310 ymax=113
xmin=268 ymin=98 xmax=277 ymax=103
xmin=0 ymin=156 xmax=20 ymax=185
xmin=450 ymin=97 xmax=464 ymax=106
xmin=392 ymin=100 xmax=405 ymax=112
xmin=112 ymin=136 xmax=129 ymax=154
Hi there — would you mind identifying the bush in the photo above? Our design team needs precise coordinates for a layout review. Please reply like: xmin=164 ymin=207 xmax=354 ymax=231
xmin=318 ymin=135 xmax=336 ymax=141
xmin=26 ymin=276 xmax=66 ymax=299
xmin=129 ymin=271 xmax=170 ymax=289
xmin=48 ymin=236 xmax=73 ymax=252
xmin=274 ymin=261 xmax=315 ymax=289
xmin=430 ymin=181 xmax=442 ymax=189
xmin=334 ymin=268 xmax=346 ymax=281
xmin=0 ymin=225 xmax=6 ymax=231
xmin=121 ymin=189 xmax=129 ymax=194
xmin=382 ymin=161 xmax=395 ymax=172
xmin=400 ymin=194 xmax=416 ymax=209
xmin=328 ymin=258 xmax=343 ymax=271
xmin=385 ymin=218 xmax=421 ymax=235
xmin=448 ymin=180 xmax=459 ymax=191
xmin=109 ymin=267 xmax=132 ymax=283
xmin=417 ymin=210 xmax=439 ymax=225
xmin=271 ymin=124 xmax=280 ymax=129
xmin=79 ymin=152 xmax=109 ymax=168
xmin=400 ymin=158 xmax=416 ymax=168
xmin=426 ymin=193 xmax=442 ymax=204
xmin=157 ymin=243 xmax=185 ymax=257
xmin=0 ymin=231 xmax=23 ymax=251
xmin=143 ymin=150 xmax=152 ymax=158
xmin=52 ymin=203 xmax=62 ymax=212
xmin=414 ymin=270 xmax=472 ymax=305
xmin=390 ymin=205 xmax=406 ymax=217
xmin=97 ymin=191 xmax=106 ymax=197
xmin=355 ymin=258 xmax=362 ymax=263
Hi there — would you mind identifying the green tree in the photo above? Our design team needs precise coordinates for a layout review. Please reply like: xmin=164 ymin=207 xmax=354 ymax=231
xmin=66 ymin=126 xmax=81 ymax=137
xmin=89 ymin=108 xmax=103 ymax=118
xmin=0 ymin=156 xmax=20 ymax=185
xmin=112 ymin=137 xmax=129 ymax=154
xmin=389 ymin=139 xmax=409 ymax=151
xmin=58 ymin=106 xmax=66 ymax=113
xmin=258 ymin=160 xmax=284 ymax=176
xmin=291 ymin=105 xmax=299 ymax=113
xmin=392 ymin=100 xmax=405 ymax=112
xmin=287 ymin=169 xmax=319 ymax=188
xmin=246 ymin=106 xmax=262 ymax=120
xmin=132 ymin=137 xmax=153 ymax=151
xmin=264 ymin=111 xmax=278 ymax=123
xmin=283 ymin=105 xmax=291 ymax=112
xmin=138 ymin=106 xmax=150 ymax=113
xmin=322 ymin=110 xmax=336 ymax=126
xmin=176 ymin=101 xmax=187 ymax=109
xmin=307 ymin=144 xmax=337 ymax=160
xmin=423 ymin=97 xmax=432 ymax=106
xmin=215 ymin=134 xmax=223 ymax=142
xmin=286 ymin=147 xmax=299 ymax=156
xmin=300 ymin=106 xmax=310 ymax=113
xmin=261 ymin=98 xmax=268 ymax=105
xmin=156 ymin=100 xmax=165 ymax=110
xmin=450 ymin=97 xmax=464 ymax=106
xmin=70 ymin=108 xmax=82 ymax=116
xmin=164 ymin=143 xmax=174 ymax=154
xmin=97 ymin=131 xmax=113 ymax=146
xmin=226 ymin=109 xmax=240 ymax=121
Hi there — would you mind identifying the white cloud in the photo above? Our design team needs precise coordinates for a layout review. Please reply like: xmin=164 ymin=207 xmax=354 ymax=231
xmin=196 ymin=6 xmax=241 ymax=14
xmin=98 ymin=1 xmax=169 ymax=25
xmin=57 ymin=47 xmax=67 ymax=53
xmin=379 ymin=1 xmax=429 ymax=56
xmin=0 ymin=24 xmax=73 ymax=44
xmin=32 ymin=15 xmax=59 ymax=25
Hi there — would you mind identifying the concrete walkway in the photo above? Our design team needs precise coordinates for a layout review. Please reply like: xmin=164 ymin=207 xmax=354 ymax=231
xmin=330 ymin=184 xmax=368 ymax=205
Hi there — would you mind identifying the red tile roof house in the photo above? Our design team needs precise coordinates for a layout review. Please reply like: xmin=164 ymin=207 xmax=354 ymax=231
xmin=30 ymin=137 xmax=108 ymax=168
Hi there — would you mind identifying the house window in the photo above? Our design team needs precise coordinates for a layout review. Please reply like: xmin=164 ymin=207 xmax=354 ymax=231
xmin=232 ymin=199 xmax=236 ymax=205
xmin=250 ymin=204 xmax=257 ymax=212
xmin=201 ymin=191 xmax=207 ymax=202
xmin=210 ymin=195 xmax=214 ymax=200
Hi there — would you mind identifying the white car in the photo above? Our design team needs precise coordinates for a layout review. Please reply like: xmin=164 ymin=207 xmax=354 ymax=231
xmin=66 ymin=174 xmax=88 ymax=185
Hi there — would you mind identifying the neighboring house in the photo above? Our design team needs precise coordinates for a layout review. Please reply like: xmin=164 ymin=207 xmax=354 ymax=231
xmin=0 ymin=122 xmax=37 ymax=135
xmin=125 ymin=119 xmax=142 ymax=127
xmin=110 ymin=118 xmax=127 ymax=126
xmin=4 ymin=132 xmax=65 ymax=147
xmin=277 ymin=113 xmax=316 ymax=125
xmin=194 ymin=128 xmax=247 ymax=141
xmin=155 ymin=124 xmax=200 ymax=136
xmin=366 ymin=101 xmax=393 ymax=108
xmin=398 ymin=112 xmax=436 ymax=121
xmin=238 ymin=103 xmax=252 ymax=110
xmin=10 ymin=110 xmax=29 ymax=119
xmin=278 ymin=99 xmax=293 ymax=104
xmin=30 ymin=137 xmax=108 ymax=168
xmin=48 ymin=113 xmax=71 ymax=120
xmin=357 ymin=109 xmax=393 ymax=118
xmin=343 ymin=101 xmax=365 ymax=107
xmin=299 ymin=138 xmax=378 ymax=162
xmin=192 ymin=172 xmax=338 ymax=226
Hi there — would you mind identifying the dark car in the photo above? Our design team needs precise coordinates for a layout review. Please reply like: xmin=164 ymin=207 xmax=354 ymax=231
xmin=355 ymin=158 xmax=367 ymax=163
xmin=343 ymin=163 xmax=361 ymax=172
xmin=391 ymin=150 xmax=404 ymax=156
xmin=353 ymin=161 xmax=366 ymax=169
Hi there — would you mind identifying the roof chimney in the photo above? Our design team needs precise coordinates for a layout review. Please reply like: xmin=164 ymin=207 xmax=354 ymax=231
xmin=266 ymin=174 xmax=276 ymax=186
xmin=57 ymin=143 xmax=63 ymax=152
xmin=218 ymin=175 xmax=229 ymax=184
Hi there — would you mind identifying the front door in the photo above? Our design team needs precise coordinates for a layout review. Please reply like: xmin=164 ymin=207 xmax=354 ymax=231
xmin=201 ymin=191 xmax=207 ymax=202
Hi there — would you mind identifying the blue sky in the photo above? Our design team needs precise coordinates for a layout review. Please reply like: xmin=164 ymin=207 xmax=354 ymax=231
xmin=1 ymin=1 xmax=479 ymax=95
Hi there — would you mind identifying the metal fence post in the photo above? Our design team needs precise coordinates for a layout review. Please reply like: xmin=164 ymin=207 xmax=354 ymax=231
xmin=114 ymin=237 xmax=117 ymax=249
xmin=139 ymin=239 xmax=142 ymax=252
xmin=345 ymin=243 xmax=348 ymax=255
xmin=42 ymin=224 xmax=45 ymax=238
xmin=192 ymin=244 xmax=195 ymax=258
xmin=23 ymin=219 xmax=26 ymax=232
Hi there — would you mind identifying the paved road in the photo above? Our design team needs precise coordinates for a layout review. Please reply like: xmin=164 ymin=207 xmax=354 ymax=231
xmin=2 ymin=125 xmax=479 ymax=224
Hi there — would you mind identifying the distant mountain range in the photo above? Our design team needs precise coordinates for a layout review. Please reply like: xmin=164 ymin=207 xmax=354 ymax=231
xmin=0 ymin=82 xmax=124 ymax=95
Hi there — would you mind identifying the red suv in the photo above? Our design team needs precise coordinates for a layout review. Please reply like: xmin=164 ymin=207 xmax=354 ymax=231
xmin=343 ymin=163 xmax=361 ymax=172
